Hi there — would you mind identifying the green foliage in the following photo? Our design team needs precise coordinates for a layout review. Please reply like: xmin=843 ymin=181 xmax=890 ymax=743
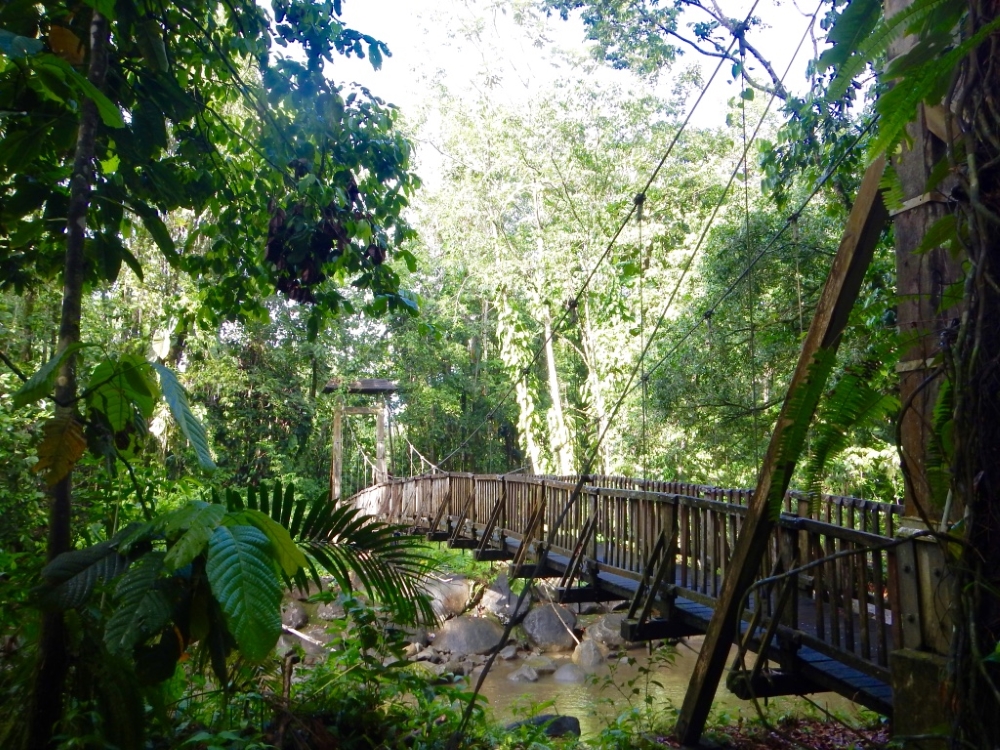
xmin=803 ymin=363 xmax=899 ymax=507
xmin=11 ymin=343 xmax=90 ymax=408
xmin=289 ymin=595 xmax=485 ymax=750
xmin=223 ymin=479 xmax=437 ymax=625
xmin=206 ymin=524 xmax=282 ymax=661
xmin=0 ymin=0 xmax=419 ymax=316
xmin=152 ymin=362 xmax=216 ymax=472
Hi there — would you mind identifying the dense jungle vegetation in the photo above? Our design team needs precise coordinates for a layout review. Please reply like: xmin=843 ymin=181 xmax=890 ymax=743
xmin=2 ymin=0 xmax=999 ymax=747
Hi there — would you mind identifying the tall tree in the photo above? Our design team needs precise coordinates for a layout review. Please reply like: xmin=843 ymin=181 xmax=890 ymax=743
xmin=0 ymin=2 xmax=419 ymax=745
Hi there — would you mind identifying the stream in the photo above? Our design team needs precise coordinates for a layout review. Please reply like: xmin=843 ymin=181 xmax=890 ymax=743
xmin=472 ymin=636 xmax=864 ymax=738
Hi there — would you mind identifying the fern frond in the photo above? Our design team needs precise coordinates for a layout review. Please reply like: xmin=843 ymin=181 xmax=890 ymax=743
xmin=826 ymin=0 xmax=952 ymax=100
xmin=803 ymin=367 xmax=899 ymax=510
xmin=879 ymin=166 xmax=906 ymax=212
xmin=870 ymin=14 xmax=1000 ymax=157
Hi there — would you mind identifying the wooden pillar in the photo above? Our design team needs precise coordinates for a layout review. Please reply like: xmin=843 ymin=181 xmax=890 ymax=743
xmin=886 ymin=0 xmax=962 ymax=524
xmin=675 ymin=157 xmax=888 ymax=745
xmin=376 ymin=402 xmax=387 ymax=483
xmin=330 ymin=402 xmax=343 ymax=502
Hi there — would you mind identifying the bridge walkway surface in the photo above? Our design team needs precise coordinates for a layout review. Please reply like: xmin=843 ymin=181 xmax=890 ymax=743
xmin=351 ymin=472 xmax=916 ymax=717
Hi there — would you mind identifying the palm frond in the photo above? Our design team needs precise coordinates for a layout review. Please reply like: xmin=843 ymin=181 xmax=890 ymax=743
xmin=224 ymin=481 xmax=438 ymax=625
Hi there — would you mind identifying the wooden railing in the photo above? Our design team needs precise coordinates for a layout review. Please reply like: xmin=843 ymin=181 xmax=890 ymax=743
xmin=352 ymin=472 xmax=904 ymax=683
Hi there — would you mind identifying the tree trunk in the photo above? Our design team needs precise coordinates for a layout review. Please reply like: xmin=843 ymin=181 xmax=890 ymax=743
xmin=581 ymin=296 xmax=610 ymax=474
xmin=543 ymin=314 xmax=574 ymax=475
xmin=28 ymin=11 xmax=110 ymax=749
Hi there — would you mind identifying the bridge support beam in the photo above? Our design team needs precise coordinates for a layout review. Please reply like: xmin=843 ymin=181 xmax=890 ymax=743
xmin=676 ymin=156 xmax=888 ymax=745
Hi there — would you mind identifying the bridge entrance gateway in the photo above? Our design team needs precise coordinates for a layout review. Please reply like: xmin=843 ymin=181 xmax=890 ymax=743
xmin=353 ymin=471 xmax=925 ymax=717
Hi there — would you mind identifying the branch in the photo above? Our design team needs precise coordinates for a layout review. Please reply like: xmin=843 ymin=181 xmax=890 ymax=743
xmin=0 ymin=349 xmax=27 ymax=381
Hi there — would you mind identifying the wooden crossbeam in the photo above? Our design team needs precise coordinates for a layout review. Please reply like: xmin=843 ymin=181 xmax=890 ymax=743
xmin=675 ymin=156 xmax=888 ymax=745
xmin=727 ymin=669 xmax=821 ymax=700
xmin=556 ymin=586 xmax=623 ymax=604
xmin=475 ymin=477 xmax=508 ymax=556
xmin=621 ymin=618 xmax=702 ymax=642
xmin=474 ymin=549 xmax=514 ymax=562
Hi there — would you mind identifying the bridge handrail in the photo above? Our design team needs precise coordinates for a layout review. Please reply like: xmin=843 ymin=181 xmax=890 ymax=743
xmin=361 ymin=471 xmax=902 ymax=535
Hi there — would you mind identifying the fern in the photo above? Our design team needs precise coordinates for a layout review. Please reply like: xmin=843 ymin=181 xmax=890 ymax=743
xmin=824 ymin=0 xmax=954 ymax=100
xmin=878 ymin=166 xmax=906 ymax=212
xmin=870 ymin=14 xmax=1000 ymax=157
xmin=768 ymin=349 xmax=838 ymax=519
xmin=925 ymin=376 xmax=954 ymax=507
xmin=803 ymin=366 xmax=899 ymax=509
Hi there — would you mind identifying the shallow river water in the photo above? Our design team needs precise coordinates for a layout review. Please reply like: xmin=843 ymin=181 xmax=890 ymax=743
xmin=471 ymin=636 xmax=864 ymax=738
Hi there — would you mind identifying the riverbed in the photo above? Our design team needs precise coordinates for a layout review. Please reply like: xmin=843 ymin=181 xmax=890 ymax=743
xmin=471 ymin=636 xmax=865 ymax=738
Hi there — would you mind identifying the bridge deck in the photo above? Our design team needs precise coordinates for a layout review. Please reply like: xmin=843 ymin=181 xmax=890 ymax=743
xmin=351 ymin=473 xmax=914 ymax=717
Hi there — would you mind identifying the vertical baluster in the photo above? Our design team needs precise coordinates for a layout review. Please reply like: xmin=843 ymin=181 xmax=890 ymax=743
xmin=811 ymin=531 xmax=826 ymax=641
xmin=826 ymin=529 xmax=841 ymax=648
xmin=874 ymin=543 xmax=888 ymax=666
xmin=680 ymin=501 xmax=690 ymax=589
xmin=842 ymin=537 xmax=856 ymax=654
xmin=857 ymin=544 xmax=872 ymax=661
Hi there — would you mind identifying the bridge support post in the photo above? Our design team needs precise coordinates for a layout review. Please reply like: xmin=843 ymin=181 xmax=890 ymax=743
xmin=675 ymin=157 xmax=888 ymax=746
xmin=331 ymin=402 xmax=343 ymax=502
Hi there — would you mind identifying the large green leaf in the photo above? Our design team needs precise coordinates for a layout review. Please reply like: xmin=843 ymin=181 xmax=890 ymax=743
xmin=105 ymin=552 xmax=173 ymax=657
xmin=12 ymin=342 xmax=89 ymax=408
xmin=38 ymin=539 xmax=128 ymax=610
xmin=229 ymin=508 xmax=307 ymax=577
xmin=206 ymin=525 xmax=281 ymax=661
xmin=151 ymin=362 xmax=216 ymax=471
xmin=162 ymin=501 xmax=226 ymax=571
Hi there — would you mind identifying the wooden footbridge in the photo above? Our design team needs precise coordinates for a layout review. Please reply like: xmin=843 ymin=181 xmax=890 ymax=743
xmin=351 ymin=472 xmax=926 ymax=718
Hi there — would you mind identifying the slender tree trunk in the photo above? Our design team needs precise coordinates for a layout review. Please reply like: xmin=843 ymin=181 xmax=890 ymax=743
xmin=581 ymin=297 xmax=610 ymax=474
xmin=28 ymin=12 xmax=110 ymax=749
xmin=543 ymin=314 xmax=573 ymax=475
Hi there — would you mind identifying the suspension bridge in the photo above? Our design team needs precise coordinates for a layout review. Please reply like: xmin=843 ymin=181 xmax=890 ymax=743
xmin=349 ymin=470 xmax=934 ymax=719
xmin=325 ymin=1 xmax=956 ymax=737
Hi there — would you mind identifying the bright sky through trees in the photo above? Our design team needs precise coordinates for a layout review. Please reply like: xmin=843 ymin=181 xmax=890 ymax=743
xmin=336 ymin=0 xmax=821 ymax=187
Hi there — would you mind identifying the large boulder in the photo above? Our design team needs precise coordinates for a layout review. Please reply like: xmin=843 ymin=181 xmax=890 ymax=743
xmin=481 ymin=573 xmax=530 ymax=623
xmin=281 ymin=601 xmax=308 ymax=629
xmin=572 ymin=639 xmax=607 ymax=669
xmin=522 ymin=604 xmax=577 ymax=652
xmin=432 ymin=615 xmax=504 ymax=655
xmin=315 ymin=599 xmax=345 ymax=621
xmin=423 ymin=574 xmax=474 ymax=619
xmin=585 ymin=613 xmax=627 ymax=648
xmin=507 ymin=665 xmax=539 ymax=682
xmin=522 ymin=654 xmax=557 ymax=674
xmin=552 ymin=663 xmax=587 ymax=684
